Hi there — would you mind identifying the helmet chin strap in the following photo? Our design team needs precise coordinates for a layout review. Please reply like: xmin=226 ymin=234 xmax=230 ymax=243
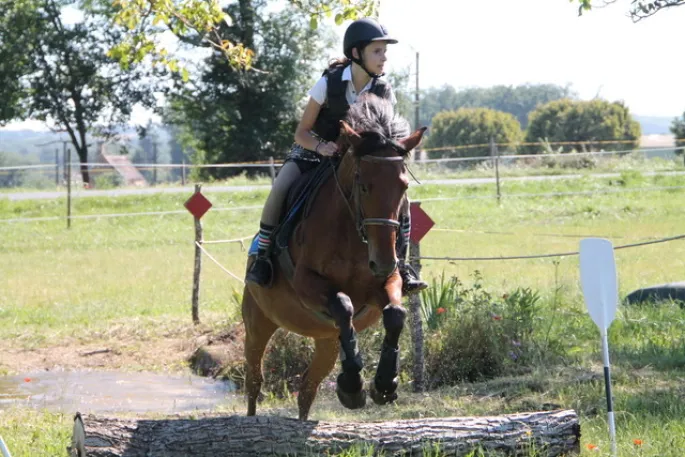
xmin=350 ymin=50 xmax=384 ymax=78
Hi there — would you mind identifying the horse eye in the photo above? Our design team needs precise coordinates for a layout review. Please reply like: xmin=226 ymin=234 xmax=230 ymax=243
xmin=360 ymin=183 xmax=370 ymax=194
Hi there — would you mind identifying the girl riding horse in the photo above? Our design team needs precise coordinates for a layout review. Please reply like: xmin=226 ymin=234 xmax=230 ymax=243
xmin=246 ymin=18 xmax=426 ymax=295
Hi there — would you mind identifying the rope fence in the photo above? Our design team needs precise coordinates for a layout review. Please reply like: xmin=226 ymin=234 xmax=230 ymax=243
xmin=195 ymin=241 xmax=245 ymax=283
xmin=191 ymin=228 xmax=685 ymax=289
xmin=432 ymin=228 xmax=629 ymax=239
xmin=142 ymin=181 xmax=685 ymax=321
xmin=412 ymin=234 xmax=685 ymax=262
xmin=1 ymin=144 xmax=683 ymax=174
xmin=418 ymin=184 xmax=685 ymax=203
xmin=3 ymin=181 xmax=685 ymax=224
xmin=189 ymin=223 xmax=685 ymax=324
xmin=0 ymin=205 xmax=263 ymax=224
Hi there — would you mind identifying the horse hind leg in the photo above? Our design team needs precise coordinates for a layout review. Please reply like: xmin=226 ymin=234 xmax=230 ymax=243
xmin=242 ymin=289 xmax=278 ymax=416
xmin=370 ymin=304 xmax=406 ymax=405
xmin=297 ymin=337 xmax=339 ymax=421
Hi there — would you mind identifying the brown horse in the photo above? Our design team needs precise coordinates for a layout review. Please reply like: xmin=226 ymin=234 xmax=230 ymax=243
xmin=241 ymin=94 xmax=426 ymax=420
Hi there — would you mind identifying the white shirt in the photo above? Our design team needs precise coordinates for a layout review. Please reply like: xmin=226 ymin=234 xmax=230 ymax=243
xmin=308 ymin=65 xmax=397 ymax=106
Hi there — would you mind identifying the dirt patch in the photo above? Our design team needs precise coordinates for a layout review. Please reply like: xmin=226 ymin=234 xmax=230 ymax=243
xmin=0 ymin=324 xmax=246 ymax=377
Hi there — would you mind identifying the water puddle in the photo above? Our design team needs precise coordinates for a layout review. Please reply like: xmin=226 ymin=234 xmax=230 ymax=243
xmin=0 ymin=371 xmax=237 ymax=414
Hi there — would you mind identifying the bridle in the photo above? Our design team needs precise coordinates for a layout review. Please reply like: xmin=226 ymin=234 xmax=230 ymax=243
xmin=331 ymin=136 xmax=412 ymax=244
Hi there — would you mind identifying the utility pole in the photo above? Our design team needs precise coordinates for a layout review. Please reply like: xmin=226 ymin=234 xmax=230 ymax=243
xmin=414 ymin=51 xmax=420 ymax=131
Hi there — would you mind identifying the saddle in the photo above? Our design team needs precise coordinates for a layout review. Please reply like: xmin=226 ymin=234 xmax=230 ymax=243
xmin=249 ymin=159 xmax=338 ymax=282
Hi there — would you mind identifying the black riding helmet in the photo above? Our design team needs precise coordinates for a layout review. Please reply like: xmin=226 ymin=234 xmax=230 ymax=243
xmin=343 ymin=18 xmax=398 ymax=78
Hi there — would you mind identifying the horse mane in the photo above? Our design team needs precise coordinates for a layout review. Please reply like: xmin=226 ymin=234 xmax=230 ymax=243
xmin=344 ymin=93 xmax=412 ymax=158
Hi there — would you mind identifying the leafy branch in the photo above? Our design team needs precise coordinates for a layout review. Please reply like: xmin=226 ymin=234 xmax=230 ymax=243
xmin=106 ymin=0 xmax=378 ymax=76
xmin=574 ymin=0 xmax=685 ymax=21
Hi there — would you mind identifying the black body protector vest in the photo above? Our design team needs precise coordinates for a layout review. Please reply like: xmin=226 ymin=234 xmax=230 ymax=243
xmin=312 ymin=65 xmax=393 ymax=142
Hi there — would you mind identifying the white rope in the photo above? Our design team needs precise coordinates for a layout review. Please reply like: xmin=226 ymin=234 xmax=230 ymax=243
xmin=0 ymin=164 xmax=56 ymax=171
xmin=432 ymin=228 xmax=627 ymax=239
xmin=0 ymin=205 xmax=262 ymax=223
xmin=201 ymin=235 xmax=253 ymax=249
xmin=414 ymin=234 xmax=685 ymax=262
xmin=195 ymin=241 xmax=245 ymax=283
xmin=418 ymin=185 xmax=685 ymax=203
xmin=415 ymin=146 xmax=685 ymax=163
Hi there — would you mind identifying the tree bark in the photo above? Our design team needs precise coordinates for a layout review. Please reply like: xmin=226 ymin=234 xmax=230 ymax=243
xmin=71 ymin=409 xmax=580 ymax=457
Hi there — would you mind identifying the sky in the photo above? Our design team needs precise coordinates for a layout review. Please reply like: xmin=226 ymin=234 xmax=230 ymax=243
xmin=3 ymin=0 xmax=684 ymax=131
xmin=377 ymin=0 xmax=685 ymax=118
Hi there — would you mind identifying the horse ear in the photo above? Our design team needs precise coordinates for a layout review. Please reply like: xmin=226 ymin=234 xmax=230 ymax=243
xmin=340 ymin=121 xmax=362 ymax=148
xmin=399 ymin=127 xmax=428 ymax=153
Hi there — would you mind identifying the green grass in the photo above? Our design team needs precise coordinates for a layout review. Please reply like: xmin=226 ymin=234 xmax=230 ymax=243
xmin=1 ymin=172 xmax=684 ymax=456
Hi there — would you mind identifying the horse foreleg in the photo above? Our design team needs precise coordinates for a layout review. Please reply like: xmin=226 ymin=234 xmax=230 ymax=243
xmin=371 ymin=280 xmax=406 ymax=405
xmin=242 ymin=289 xmax=278 ymax=416
xmin=297 ymin=337 xmax=339 ymax=421
xmin=328 ymin=291 xmax=367 ymax=410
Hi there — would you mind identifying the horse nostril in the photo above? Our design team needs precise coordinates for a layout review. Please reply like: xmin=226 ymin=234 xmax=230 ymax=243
xmin=369 ymin=261 xmax=378 ymax=274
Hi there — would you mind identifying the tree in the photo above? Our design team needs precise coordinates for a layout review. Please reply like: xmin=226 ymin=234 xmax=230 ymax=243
xmin=108 ymin=0 xmax=377 ymax=73
xmin=425 ymin=108 xmax=524 ymax=157
xmin=164 ymin=0 xmax=331 ymax=177
xmin=525 ymin=99 xmax=642 ymax=152
xmin=420 ymin=84 xmax=575 ymax=130
xmin=386 ymin=68 xmax=415 ymax=127
xmin=574 ymin=0 xmax=684 ymax=21
xmin=0 ymin=0 xmax=158 ymax=185
xmin=670 ymin=112 xmax=685 ymax=155
xmin=0 ymin=2 xmax=32 ymax=124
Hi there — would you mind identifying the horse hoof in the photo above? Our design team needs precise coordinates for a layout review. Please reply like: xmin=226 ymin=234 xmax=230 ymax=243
xmin=336 ymin=386 xmax=367 ymax=410
xmin=370 ymin=379 xmax=398 ymax=406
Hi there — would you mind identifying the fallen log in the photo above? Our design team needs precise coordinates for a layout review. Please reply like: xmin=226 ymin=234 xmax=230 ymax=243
xmin=71 ymin=409 xmax=580 ymax=457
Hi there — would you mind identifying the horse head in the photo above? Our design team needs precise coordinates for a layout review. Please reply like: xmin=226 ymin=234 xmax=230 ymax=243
xmin=337 ymin=96 xmax=426 ymax=280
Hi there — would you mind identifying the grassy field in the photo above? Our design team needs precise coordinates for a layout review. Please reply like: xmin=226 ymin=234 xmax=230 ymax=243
xmin=1 ymin=170 xmax=684 ymax=456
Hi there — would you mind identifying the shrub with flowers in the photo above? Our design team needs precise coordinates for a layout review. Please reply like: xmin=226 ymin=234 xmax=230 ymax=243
xmin=421 ymin=271 xmax=551 ymax=387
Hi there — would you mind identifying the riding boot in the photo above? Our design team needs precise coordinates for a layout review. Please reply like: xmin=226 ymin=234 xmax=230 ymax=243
xmin=396 ymin=204 xmax=427 ymax=296
xmin=398 ymin=261 xmax=428 ymax=296
xmin=246 ymin=255 xmax=274 ymax=287
xmin=245 ymin=223 xmax=275 ymax=287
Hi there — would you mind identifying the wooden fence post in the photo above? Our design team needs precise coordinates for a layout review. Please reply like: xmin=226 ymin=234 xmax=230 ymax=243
xmin=191 ymin=184 xmax=203 ymax=324
xmin=55 ymin=148 xmax=60 ymax=186
xmin=490 ymin=137 xmax=501 ymax=204
xmin=409 ymin=202 xmax=425 ymax=392
xmin=66 ymin=148 xmax=72 ymax=229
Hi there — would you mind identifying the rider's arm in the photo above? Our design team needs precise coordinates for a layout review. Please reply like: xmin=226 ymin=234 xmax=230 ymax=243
xmin=294 ymin=97 xmax=324 ymax=152
xmin=295 ymin=76 xmax=338 ymax=156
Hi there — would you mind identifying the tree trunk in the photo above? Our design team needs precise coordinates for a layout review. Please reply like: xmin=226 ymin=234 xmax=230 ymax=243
xmin=80 ymin=162 xmax=90 ymax=186
xmin=71 ymin=409 xmax=580 ymax=457
xmin=73 ymin=145 xmax=90 ymax=186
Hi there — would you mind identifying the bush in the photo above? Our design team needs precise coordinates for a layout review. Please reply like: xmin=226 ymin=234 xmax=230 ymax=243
xmin=525 ymin=98 xmax=641 ymax=153
xmin=261 ymin=330 xmax=314 ymax=397
xmin=425 ymin=108 xmax=523 ymax=158
xmin=423 ymin=272 xmax=544 ymax=387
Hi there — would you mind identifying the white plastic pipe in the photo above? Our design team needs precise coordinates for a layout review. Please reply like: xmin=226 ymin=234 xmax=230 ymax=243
xmin=0 ymin=435 xmax=12 ymax=457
